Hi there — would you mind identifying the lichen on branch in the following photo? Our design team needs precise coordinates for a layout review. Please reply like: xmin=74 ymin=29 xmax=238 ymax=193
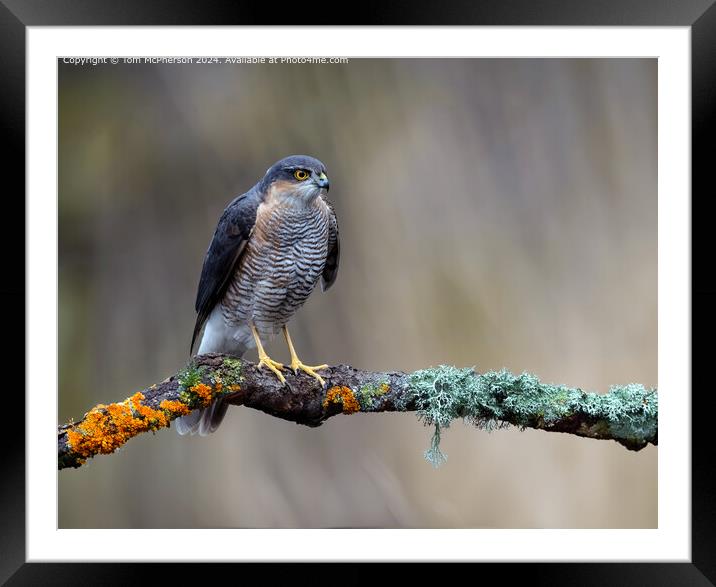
xmin=58 ymin=354 xmax=657 ymax=470
xmin=404 ymin=365 xmax=657 ymax=466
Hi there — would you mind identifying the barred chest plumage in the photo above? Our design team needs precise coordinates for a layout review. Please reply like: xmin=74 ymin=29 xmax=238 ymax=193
xmin=220 ymin=197 xmax=331 ymax=339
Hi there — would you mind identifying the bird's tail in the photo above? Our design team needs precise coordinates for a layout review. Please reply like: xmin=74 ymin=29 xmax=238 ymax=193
xmin=175 ymin=340 xmax=248 ymax=437
xmin=174 ymin=397 xmax=231 ymax=436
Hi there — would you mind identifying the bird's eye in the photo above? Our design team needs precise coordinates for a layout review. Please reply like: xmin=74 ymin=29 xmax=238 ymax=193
xmin=293 ymin=169 xmax=309 ymax=181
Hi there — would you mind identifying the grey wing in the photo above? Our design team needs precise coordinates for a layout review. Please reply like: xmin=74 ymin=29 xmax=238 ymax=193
xmin=321 ymin=196 xmax=340 ymax=292
xmin=190 ymin=188 xmax=261 ymax=354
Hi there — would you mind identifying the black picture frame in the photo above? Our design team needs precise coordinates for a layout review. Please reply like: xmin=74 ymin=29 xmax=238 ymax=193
xmin=4 ymin=0 xmax=712 ymax=583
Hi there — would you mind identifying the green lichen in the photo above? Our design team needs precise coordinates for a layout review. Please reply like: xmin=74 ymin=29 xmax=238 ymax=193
xmin=408 ymin=365 xmax=480 ymax=467
xmin=482 ymin=370 xmax=580 ymax=427
xmin=176 ymin=358 xmax=244 ymax=407
xmin=211 ymin=357 xmax=244 ymax=389
xmin=582 ymin=383 xmax=658 ymax=446
xmin=424 ymin=423 xmax=447 ymax=468
xmin=358 ymin=380 xmax=390 ymax=409
xmin=406 ymin=365 xmax=657 ymax=468
xmin=177 ymin=363 xmax=205 ymax=405
xmin=178 ymin=363 xmax=203 ymax=388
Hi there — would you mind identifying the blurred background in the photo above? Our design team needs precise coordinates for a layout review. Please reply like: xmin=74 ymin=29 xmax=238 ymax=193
xmin=58 ymin=58 xmax=656 ymax=528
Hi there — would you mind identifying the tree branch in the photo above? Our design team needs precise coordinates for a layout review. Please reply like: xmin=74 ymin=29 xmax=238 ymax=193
xmin=58 ymin=354 xmax=658 ymax=470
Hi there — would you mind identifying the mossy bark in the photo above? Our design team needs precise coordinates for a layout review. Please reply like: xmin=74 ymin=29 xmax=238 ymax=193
xmin=58 ymin=354 xmax=657 ymax=470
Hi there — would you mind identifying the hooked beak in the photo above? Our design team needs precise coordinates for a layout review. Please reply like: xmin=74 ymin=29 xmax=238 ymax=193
xmin=316 ymin=172 xmax=330 ymax=191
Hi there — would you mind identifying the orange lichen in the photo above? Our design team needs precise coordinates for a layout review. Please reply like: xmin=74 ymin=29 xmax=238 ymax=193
xmin=189 ymin=382 xmax=213 ymax=406
xmin=159 ymin=399 xmax=191 ymax=417
xmin=213 ymin=377 xmax=223 ymax=393
xmin=323 ymin=386 xmax=360 ymax=414
xmin=130 ymin=392 xmax=169 ymax=427
xmin=227 ymin=384 xmax=241 ymax=392
xmin=66 ymin=392 xmax=191 ymax=462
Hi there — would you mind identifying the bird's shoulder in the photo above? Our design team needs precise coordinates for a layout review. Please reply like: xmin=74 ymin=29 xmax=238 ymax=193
xmin=217 ymin=185 xmax=264 ymax=235
xmin=190 ymin=184 xmax=264 ymax=353
xmin=200 ymin=185 xmax=263 ymax=286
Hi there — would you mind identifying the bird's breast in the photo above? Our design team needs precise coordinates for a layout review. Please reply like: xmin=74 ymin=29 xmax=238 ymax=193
xmin=222 ymin=199 xmax=330 ymax=334
xmin=253 ymin=199 xmax=330 ymax=264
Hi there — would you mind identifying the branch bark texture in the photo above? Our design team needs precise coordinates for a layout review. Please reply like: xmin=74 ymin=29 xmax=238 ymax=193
xmin=58 ymin=354 xmax=658 ymax=470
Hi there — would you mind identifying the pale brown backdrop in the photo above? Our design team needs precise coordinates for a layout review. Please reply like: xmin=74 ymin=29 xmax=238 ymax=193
xmin=59 ymin=58 xmax=657 ymax=528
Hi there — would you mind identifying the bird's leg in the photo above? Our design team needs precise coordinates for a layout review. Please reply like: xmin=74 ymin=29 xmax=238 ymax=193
xmin=282 ymin=326 xmax=328 ymax=387
xmin=251 ymin=324 xmax=286 ymax=384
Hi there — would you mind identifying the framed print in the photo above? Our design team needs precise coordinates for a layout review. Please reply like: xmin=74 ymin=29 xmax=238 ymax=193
xmin=4 ymin=0 xmax=712 ymax=583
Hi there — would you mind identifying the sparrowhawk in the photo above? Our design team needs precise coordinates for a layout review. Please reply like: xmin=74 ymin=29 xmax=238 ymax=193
xmin=175 ymin=155 xmax=340 ymax=436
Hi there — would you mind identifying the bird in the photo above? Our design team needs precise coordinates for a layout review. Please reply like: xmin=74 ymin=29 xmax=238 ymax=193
xmin=175 ymin=155 xmax=340 ymax=436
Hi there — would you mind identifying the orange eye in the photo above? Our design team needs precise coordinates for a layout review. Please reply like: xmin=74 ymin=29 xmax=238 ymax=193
xmin=294 ymin=169 xmax=309 ymax=181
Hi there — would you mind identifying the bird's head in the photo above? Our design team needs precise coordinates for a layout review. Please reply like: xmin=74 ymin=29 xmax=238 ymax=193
xmin=260 ymin=155 xmax=330 ymax=206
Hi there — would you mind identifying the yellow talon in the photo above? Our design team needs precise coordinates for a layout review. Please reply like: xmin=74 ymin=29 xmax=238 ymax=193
xmin=283 ymin=325 xmax=328 ymax=387
xmin=257 ymin=355 xmax=286 ymax=384
xmin=290 ymin=359 xmax=327 ymax=387
xmin=251 ymin=324 xmax=286 ymax=385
